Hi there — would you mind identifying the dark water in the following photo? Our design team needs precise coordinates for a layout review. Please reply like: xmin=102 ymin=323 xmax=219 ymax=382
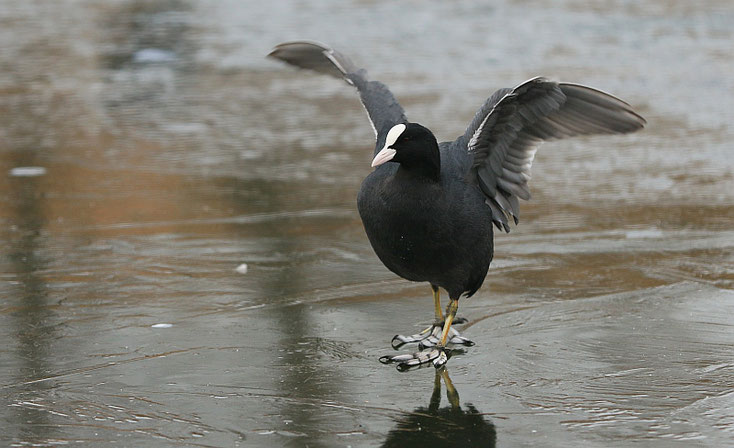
xmin=1 ymin=0 xmax=733 ymax=446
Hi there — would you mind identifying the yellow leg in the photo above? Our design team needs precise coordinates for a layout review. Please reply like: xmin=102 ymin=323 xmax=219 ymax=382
xmin=431 ymin=284 xmax=442 ymax=321
xmin=438 ymin=299 xmax=458 ymax=347
xmin=440 ymin=368 xmax=460 ymax=410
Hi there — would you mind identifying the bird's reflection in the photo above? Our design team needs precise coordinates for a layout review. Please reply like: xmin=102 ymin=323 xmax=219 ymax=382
xmin=382 ymin=368 xmax=496 ymax=447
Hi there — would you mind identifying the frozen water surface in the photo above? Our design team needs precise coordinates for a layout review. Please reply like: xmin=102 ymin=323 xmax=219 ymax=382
xmin=0 ymin=0 xmax=733 ymax=446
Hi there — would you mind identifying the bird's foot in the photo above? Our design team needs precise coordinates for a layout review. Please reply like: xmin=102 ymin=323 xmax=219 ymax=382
xmin=390 ymin=318 xmax=474 ymax=350
xmin=380 ymin=346 xmax=466 ymax=372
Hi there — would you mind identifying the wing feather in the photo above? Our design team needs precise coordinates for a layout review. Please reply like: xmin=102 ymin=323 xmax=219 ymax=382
xmin=268 ymin=41 xmax=407 ymax=153
xmin=462 ymin=77 xmax=645 ymax=232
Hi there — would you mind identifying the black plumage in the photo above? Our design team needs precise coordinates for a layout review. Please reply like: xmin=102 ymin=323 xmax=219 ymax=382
xmin=268 ymin=41 xmax=645 ymax=369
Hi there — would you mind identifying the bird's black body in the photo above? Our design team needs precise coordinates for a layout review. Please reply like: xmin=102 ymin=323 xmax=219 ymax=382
xmin=357 ymin=125 xmax=494 ymax=299
xmin=268 ymin=41 xmax=645 ymax=369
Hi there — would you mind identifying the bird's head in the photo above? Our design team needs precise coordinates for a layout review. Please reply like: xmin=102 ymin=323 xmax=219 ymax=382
xmin=371 ymin=123 xmax=441 ymax=180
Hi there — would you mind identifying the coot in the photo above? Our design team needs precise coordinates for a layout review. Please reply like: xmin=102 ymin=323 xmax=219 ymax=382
xmin=268 ymin=41 xmax=645 ymax=370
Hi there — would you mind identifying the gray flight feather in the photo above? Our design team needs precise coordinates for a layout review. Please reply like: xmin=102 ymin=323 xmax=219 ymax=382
xmin=462 ymin=77 xmax=646 ymax=232
xmin=268 ymin=41 xmax=407 ymax=154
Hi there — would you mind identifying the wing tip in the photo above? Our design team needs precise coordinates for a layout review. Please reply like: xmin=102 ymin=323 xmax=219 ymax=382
xmin=267 ymin=40 xmax=358 ymax=82
xmin=560 ymin=82 xmax=647 ymax=132
xmin=267 ymin=40 xmax=332 ymax=58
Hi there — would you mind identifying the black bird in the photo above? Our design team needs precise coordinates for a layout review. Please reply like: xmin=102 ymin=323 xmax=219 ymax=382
xmin=382 ymin=368 xmax=496 ymax=447
xmin=268 ymin=41 xmax=645 ymax=370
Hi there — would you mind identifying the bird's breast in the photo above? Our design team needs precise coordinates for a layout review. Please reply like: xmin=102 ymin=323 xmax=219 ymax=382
xmin=357 ymin=172 xmax=454 ymax=279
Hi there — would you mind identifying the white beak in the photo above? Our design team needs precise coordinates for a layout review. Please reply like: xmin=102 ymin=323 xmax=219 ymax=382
xmin=371 ymin=123 xmax=406 ymax=167
xmin=371 ymin=146 xmax=396 ymax=167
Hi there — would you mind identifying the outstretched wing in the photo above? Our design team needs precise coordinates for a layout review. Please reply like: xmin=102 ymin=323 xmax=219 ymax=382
xmin=462 ymin=77 xmax=646 ymax=232
xmin=268 ymin=41 xmax=408 ymax=154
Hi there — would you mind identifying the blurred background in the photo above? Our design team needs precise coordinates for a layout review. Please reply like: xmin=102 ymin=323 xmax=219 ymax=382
xmin=0 ymin=0 xmax=732 ymax=446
